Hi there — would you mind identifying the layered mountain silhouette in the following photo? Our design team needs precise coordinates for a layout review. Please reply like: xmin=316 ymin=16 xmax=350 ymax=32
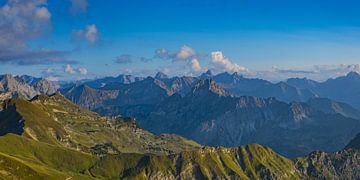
xmin=55 ymin=72 xmax=360 ymax=157
xmin=287 ymin=71 xmax=360 ymax=108
xmin=60 ymin=71 xmax=360 ymax=110
xmin=3 ymin=73 xmax=360 ymax=158
xmin=206 ymin=71 xmax=318 ymax=102
xmin=140 ymin=79 xmax=360 ymax=157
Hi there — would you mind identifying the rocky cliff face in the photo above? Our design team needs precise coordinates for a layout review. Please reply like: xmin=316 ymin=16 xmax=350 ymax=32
xmin=63 ymin=84 xmax=119 ymax=110
xmin=0 ymin=74 xmax=57 ymax=99
xmin=63 ymin=76 xmax=194 ymax=117
xmin=296 ymin=149 xmax=360 ymax=179
xmin=307 ymin=97 xmax=360 ymax=119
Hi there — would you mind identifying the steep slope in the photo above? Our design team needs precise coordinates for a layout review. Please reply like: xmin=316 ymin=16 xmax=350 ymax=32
xmin=63 ymin=77 xmax=173 ymax=118
xmin=0 ymin=94 xmax=200 ymax=155
xmin=316 ymin=72 xmax=360 ymax=109
xmin=63 ymin=84 xmax=119 ymax=110
xmin=0 ymin=74 xmax=38 ymax=99
xmin=160 ymin=76 xmax=199 ymax=96
xmin=0 ymin=134 xmax=358 ymax=179
xmin=141 ymin=79 xmax=360 ymax=157
xmin=307 ymin=97 xmax=360 ymax=119
xmin=286 ymin=77 xmax=320 ymax=90
xmin=82 ymin=74 xmax=144 ymax=88
xmin=0 ymin=74 xmax=57 ymax=100
xmin=345 ymin=133 xmax=360 ymax=150
xmin=0 ymin=134 xmax=96 ymax=179
xmin=89 ymin=144 xmax=302 ymax=179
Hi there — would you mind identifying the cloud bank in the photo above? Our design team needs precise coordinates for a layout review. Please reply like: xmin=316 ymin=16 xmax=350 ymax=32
xmin=211 ymin=51 xmax=248 ymax=73
xmin=0 ymin=0 xmax=76 ymax=65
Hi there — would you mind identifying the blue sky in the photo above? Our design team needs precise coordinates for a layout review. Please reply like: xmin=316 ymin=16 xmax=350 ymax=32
xmin=1 ymin=0 xmax=360 ymax=81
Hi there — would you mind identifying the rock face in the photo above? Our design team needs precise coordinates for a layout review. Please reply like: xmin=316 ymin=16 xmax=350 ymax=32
xmin=141 ymin=79 xmax=360 ymax=157
xmin=296 ymin=149 xmax=360 ymax=179
xmin=307 ymin=97 xmax=360 ymax=119
xmin=63 ymin=76 xmax=199 ymax=117
xmin=0 ymin=74 xmax=57 ymax=99
xmin=63 ymin=84 xmax=119 ymax=110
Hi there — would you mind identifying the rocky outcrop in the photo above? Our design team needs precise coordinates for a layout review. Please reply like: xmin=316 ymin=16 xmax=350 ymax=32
xmin=0 ymin=74 xmax=57 ymax=99
xmin=296 ymin=149 xmax=360 ymax=179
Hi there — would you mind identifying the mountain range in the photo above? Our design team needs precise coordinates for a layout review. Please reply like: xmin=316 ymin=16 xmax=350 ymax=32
xmin=287 ymin=71 xmax=360 ymax=108
xmin=0 ymin=93 xmax=358 ymax=179
xmin=140 ymin=79 xmax=360 ymax=157
xmin=2 ymin=72 xmax=360 ymax=158
xmin=60 ymin=71 xmax=360 ymax=115
xmin=0 ymin=74 xmax=57 ymax=100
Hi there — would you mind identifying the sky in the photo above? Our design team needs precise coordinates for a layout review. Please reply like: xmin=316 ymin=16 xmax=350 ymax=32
xmin=1 ymin=0 xmax=360 ymax=81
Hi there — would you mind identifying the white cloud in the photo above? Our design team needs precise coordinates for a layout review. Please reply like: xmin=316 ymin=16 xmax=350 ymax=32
xmin=0 ymin=0 xmax=51 ymax=50
xmin=72 ymin=24 xmax=99 ymax=44
xmin=251 ymin=63 xmax=360 ymax=82
xmin=46 ymin=67 xmax=55 ymax=74
xmin=154 ymin=48 xmax=169 ymax=59
xmin=115 ymin=54 xmax=132 ymax=64
xmin=174 ymin=45 xmax=196 ymax=61
xmin=35 ymin=7 xmax=51 ymax=20
xmin=0 ymin=0 xmax=68 ymax=65
xmin=78 ymin=67 xmax=88 ymax=75
xmin=64 ymin=64 xmax=76 ymax=74
xmin=69 ymin=0 xmax=88 ymax=15
xmin=85 ymin=24 xmax=98 ymax=43
xmin=46 ymin=76 xmax=60 ymax=82
xmin=64 ymin=64 xmax=89 ymax=76
xmin=190 ymin=58 xmax=202 ymax=72
xmin=211 ymin=51 xmax=248 ymax=73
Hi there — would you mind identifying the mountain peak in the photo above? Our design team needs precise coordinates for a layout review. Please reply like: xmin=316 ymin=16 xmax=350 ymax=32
xmin=191 ymin=79 xmax=229 ymax=96
xmin=116 ymin=74 xmax=135 ymax=84
xmin=200 ymin=70 xmax=213 ymax=78
xmin=346 ymin=71 xmax=360 ymax=78
xmin=155 ymin=72 xmax=168 ymax=79
xmin=0 ymin=74 xmax=14 ymax=81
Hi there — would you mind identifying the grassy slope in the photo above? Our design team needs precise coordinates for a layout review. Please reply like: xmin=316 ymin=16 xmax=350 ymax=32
xmin=0 ymin=134 xmax=303 ymax=179
xmin=0 ymin=134 xmax=96 ymax=179
xmin=0 ymin=94 xmax=200 ymax=155
xmin=88 ymin=144 xmax=301 ymax=179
